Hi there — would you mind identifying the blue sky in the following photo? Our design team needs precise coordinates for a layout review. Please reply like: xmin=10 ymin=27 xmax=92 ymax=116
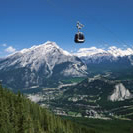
xmin=0 ymin=0 xmax=133 ymax=57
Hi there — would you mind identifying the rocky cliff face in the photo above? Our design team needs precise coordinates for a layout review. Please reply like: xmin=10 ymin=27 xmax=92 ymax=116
xmin=109 ymin=83 xmax=132 ymax=101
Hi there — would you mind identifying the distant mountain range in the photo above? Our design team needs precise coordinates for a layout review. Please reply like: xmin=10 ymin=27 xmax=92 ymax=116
xmin=74 ymin=46 xmax=133 ymax=57
xmin=74 ymin=46 xmax=133 ymax=67
xmin=74 ymin=46 xmax=133 ymax=77
xmin=0 ymin=41 xmax=133 ymax=90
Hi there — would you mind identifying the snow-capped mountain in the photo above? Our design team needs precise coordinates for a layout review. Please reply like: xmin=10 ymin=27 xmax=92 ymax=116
xmin=74 ymin=46 xmax=133 ymax=58
xmin=74 ymin=46 xmax=133 ymax=68
xmin=0 ymin=41 xmax=87 ymax=74
xmin=73 ymin=46 xmax=133 ymax=78
xmin=0 ymin=41 xmax=87 ymax=89
xmin=0 ymin=41 xmax=133 ymax=90
xmin=74 ymin=47 xmax=107 ymax=57
xmin=108 ymin=46 xmax=133 ymax=57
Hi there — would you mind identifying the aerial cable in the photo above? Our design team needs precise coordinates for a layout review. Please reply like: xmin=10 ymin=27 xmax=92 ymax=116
xmin=84 ymin=15 xmax=133 ymax=56
xmin=45 ymin=0 xmax=133 ymax=53
xmin=87 ymin=16 xmax=124 ymax=45
xmin=87 ymin=16 xmax=133 ymax=49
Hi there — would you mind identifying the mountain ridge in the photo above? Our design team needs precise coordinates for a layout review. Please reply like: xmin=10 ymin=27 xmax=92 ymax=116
xmin=74 ymin=46 xmax=133 ymax=58
xmin=0 ymin=41 xmax=87 ymax=90
xmin=0 ymin=41 xmax=133 ymax=90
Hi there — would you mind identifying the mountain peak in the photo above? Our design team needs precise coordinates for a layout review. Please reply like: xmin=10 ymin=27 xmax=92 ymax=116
xmin=20 ymin=41 xmax=60 ymax=54
xmin=41 ymin=41 xmax=60 ymax=49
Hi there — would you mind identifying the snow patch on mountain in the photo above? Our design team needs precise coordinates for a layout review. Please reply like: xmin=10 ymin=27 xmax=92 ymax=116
xmin=74 ymin=46 xmax=133 ymax=58
xmin=108 ymin=46 xmax=133 ymax=57
xmin=109 ymin=83 xmax=132 ymax=101
xmin=74 ymin=47 xmax=107 ymax=57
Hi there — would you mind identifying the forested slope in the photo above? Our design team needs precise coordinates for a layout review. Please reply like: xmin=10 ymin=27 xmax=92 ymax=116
xmin=0 ymin=84 xmax=94 ymax=133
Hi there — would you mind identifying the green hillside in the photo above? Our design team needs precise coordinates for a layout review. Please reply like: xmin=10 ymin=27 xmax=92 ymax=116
xmin=0 ymin=84 xmax=94 ymax=133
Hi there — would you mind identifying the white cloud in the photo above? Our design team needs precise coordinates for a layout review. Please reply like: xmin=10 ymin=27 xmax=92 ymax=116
xmin=5 ymin=46 xmax=16 ymax=53
xmin=0 ymin=43 xmax=7 ymax=47
xmin=2 ymin=44 xmax=7 ymax=47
